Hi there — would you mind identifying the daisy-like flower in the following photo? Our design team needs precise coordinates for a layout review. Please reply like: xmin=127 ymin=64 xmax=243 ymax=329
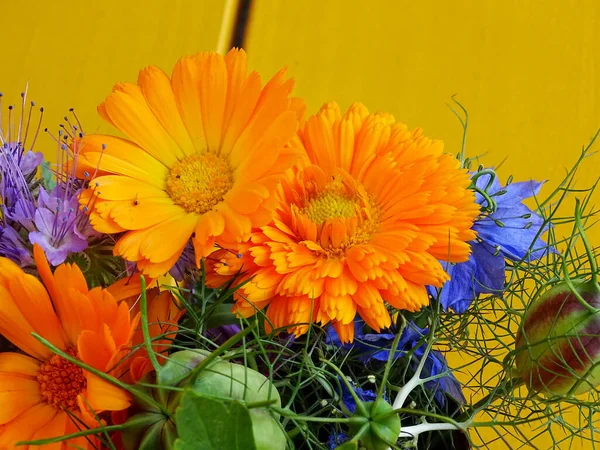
xmin=77 ymin=48 xmax=303 ymax=278
xmin=214 ymin=102 xmax=479 ymax=342
xmin=0 ymin=245 xmax=136 ymax=448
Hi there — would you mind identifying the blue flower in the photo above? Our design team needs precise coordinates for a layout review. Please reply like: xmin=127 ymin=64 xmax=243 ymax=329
xmin=327 ymin=321 xmax=464 ymax=406
xmin=434 ymin=171 xmax=550 ymax=313
xmin=339 ymin=379 xmax=381 ymax=414
xmin=327 ymin=431 xmax=349 ymax=449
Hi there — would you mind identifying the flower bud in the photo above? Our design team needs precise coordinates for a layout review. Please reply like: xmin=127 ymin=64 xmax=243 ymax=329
xmin=515 ymin=280 xmax=600 ymax=396
xmin=122 ymin=350 xmax=286 ymax=450
xmin=348 ymin=399 xmax=400 ymax=450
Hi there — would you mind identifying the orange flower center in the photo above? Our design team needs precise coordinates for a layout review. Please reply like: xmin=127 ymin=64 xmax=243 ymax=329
xmin=166 ymin=152 xmax=234 ymax=214
xmin=37 ymin=347 xmax=87 ymax=410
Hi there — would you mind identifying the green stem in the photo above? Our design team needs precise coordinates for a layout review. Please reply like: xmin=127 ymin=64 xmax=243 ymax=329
xmin=562 ymin=257 xmax=599 ymax=314
xmin=17 ymin=422 xmax=128 ymax=446
xmin=320 ymin=358 xmax=370 ymax=418
xmin=456 ymin=378 xmax=523 ymax=422
xmin=574 ymin=198 xmax=599 ymax=289
xmin=140 ymin=276 xmax=163 ymax=376
xmin=272 ymin=406 xmax=366 ymax=425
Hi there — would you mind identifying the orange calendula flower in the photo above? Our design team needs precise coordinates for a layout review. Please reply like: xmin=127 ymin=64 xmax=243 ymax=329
xmin=77 ymin=48 xmax=303 ymax=278
xmin=212 ymin=102 xmax=480 ymax=342
xmin=0 ymin=245 xmax=136 ymax=448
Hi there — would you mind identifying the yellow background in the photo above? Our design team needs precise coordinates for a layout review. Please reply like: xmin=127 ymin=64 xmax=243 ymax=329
xmin=3 ymin=1 xmax=600 ymax=448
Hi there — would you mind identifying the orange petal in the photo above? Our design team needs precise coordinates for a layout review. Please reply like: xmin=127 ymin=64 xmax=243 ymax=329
xmin=199 ymin=53 xmax=227 ymax=153
xmin=92 ymin=175 xmax=169 ymax=201
xmin=109 ymin=197 xmax=185 ymax=230
xmin=138 ymin=65 xmax=195 ymax=157
xmin=85 ymin=373 xmax=131 ymax=411
xmin=0 ymin=388 xmax=42 ymax=426
xmin=0 ymin=258 xmax=23 ymax=288
xmin=0 ymin=285 xmax=50 ymax=360
xmin=332 ymin=321 xmax=355 ymax=344
xmin=0 ymin=353 xmax=40 ymax=377
xmin=0 ymin=403 xmax=58 ymax=448
xmin=136 ymin=252 xmax=182 ymax=278
xmin=103 ymin=87 xmax=181 ymax=166
xmin=9 ymin=274 xmax=65 ymax=351
xmin=140 ymin=213 xmax=199 ymax=263
xmin=78 ymin=329 xmax=116 ymax=372
xmin=27 ymin=409 xmax=68 ymax=450
xmin=79 ymin=134 xmax=169 ymax=187
xmin=171 ymin=56 xmax=207 ymax=152
xmin=0 ymin=355 xmax=42 ymax=425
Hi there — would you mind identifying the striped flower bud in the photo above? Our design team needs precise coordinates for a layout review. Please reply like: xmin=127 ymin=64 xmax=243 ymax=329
xmin=515 ymin=280 xmax=600 ymax=396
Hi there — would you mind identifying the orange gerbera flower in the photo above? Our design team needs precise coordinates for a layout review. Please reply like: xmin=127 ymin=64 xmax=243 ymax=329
xmin=0 ymin=245 xmax=135 ymax=448
xmin=77 ymin=48 xmax=303 ymax=278
xmin=210 ymin=102 xmax=480 ymax=342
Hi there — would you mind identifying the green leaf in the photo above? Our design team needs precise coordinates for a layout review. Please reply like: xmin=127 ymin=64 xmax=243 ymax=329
xmin=174 ymin=391 xmax=258 ymax=450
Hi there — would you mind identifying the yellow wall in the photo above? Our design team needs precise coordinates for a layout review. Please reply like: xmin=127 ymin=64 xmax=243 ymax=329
xmin=1 ymin=0 xmax=227 ymax=143
xmin=244 ymin=2 xmax=600 ymax=448
xmin=2 ymin=0 xmax=599 ymax=448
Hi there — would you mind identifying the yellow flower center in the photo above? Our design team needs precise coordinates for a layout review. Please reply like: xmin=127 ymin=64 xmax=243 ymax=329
xmin=37 ymin=348 xmax=87 ymax=410
xmin=300 ymin=179 xmax=382 ymax=253
xmin=303 ymin=191 xmax=357 ymax=224
xmin=166 ymin=152 xmax=234 ymax=214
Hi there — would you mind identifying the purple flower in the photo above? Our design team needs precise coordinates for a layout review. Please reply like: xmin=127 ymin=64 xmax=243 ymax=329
xmin=434 ymin=171 xmax=550 ymax=313
xmin=327 ymin=321 xmax=464 ymax=407
xmin=0 ymin=142 xmax=42 ymax=231
xmin=28 ymin=186 xmax=91 ymax=265
xmin=170 ymin=243 xmax=195 ymax=280
xmin=0 ymin=226 xmax=33 ymax=266
xmin=204 ymin=324 xmax=242 ymax=345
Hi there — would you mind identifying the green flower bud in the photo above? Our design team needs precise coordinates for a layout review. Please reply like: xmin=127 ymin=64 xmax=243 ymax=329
xmin=348 ymin=399 xmax=400 ymax=450
xmin=122 ymin=350 xmax=286 ymax=450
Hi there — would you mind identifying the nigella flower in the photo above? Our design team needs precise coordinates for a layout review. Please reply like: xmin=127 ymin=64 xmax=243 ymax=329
xmin=327 ymin=321 xmax=464 ymax=407
xmin=339 ymin=379 xmax=382 ymax=414
xmin=327 ymin=431 xmax=350 ymax=449
xmin=433 ymin=170 xmax=549 ymax=313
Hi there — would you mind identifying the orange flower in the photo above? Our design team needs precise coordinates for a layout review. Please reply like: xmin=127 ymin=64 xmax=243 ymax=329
xmin=77 ymin=48 xmax=304 ymax=278
xmin=108 ymin=276 xmax=184 ymax=383
xmin=212 ymin=103 xmax=479 ymax=342
xmin=0 ymin=245 xmax=135 ymax=448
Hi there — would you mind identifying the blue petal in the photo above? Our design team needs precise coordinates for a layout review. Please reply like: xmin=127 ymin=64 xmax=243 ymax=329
xmin=437 ymin=260 xmax=478 ymax=313
xmin=437 ymin=242 xmax=505 ymax=313
xmin=470 ymin=241 xmax=506 ymax=293
xmin=476 ymin=224 xmax=549 ymax=261
xmin=496 ymin=180 xmax=543 ymax=205
xmin=328 ymin=432 xmax=350 ymax=449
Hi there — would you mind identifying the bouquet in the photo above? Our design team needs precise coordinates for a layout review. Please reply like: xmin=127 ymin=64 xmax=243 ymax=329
xmin=0 ymin=47 xmax=598 ymax=450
